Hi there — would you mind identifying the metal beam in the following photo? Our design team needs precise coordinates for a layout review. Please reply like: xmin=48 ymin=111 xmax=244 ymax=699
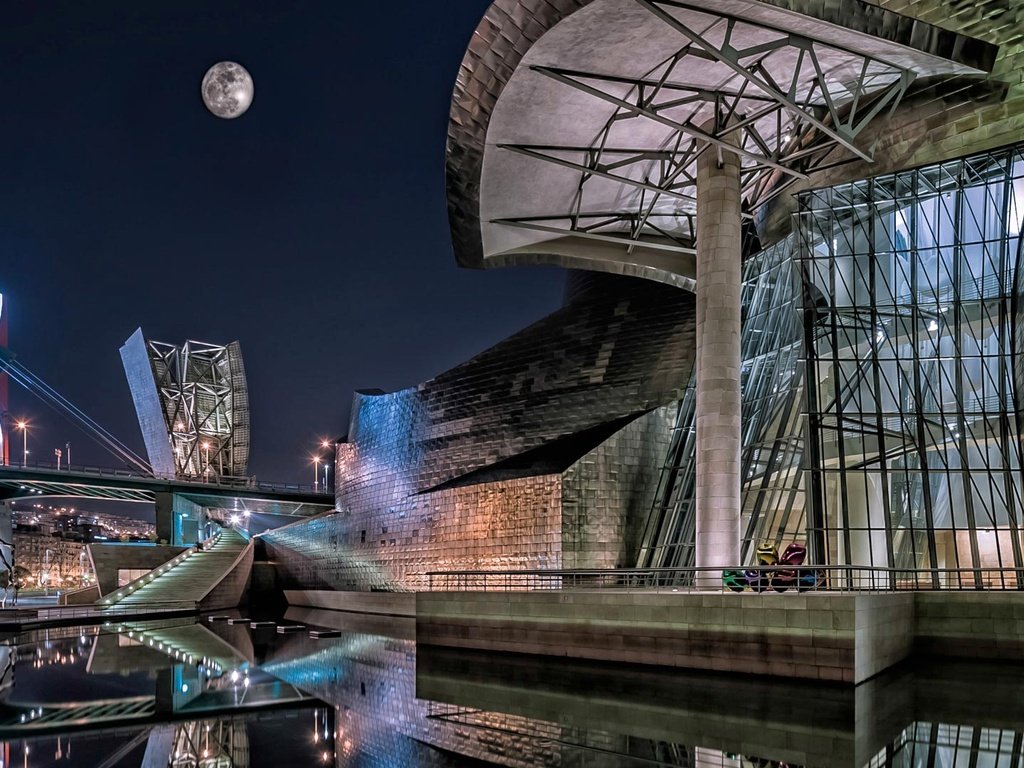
xmin=633 ymin=0 xmax=881 ymax=163
xmin=533 ymin=65 xmax=810 ymax=180
xmin=497 ymin=144 xmax=698 ymax=202
xmin=492 ymin=218 xmax=697 ymax=255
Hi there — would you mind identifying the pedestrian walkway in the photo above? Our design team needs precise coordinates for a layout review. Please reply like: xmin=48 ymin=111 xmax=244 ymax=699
xmin=104 ymin=529 xmax=250 ymax=608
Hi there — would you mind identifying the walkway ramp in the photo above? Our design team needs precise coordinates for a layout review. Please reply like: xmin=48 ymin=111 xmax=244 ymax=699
xmin=103 ymin=529 xmax=253 ymax=612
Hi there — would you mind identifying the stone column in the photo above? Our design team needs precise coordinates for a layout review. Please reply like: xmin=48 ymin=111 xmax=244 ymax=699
xmin=155 ymin=491 xmax=174 ymax=545
xmin=695 ymin=140 xmax=742 ymax=585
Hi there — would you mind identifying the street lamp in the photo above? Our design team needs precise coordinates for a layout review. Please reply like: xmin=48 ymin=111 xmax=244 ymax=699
xmin=323 ymin=462 xmax=330 ymax=490
xmin=312 ymin=455 xmax=321 ymax=491
xmin=201 ymin=442 xmax=211 ymax=478
xmin=15 ymin=420 xmax=28 ymax=468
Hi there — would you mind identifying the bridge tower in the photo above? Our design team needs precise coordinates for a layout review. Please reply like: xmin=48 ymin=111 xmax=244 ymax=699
xmin=0 ymin=292 xmax=9 ymax=468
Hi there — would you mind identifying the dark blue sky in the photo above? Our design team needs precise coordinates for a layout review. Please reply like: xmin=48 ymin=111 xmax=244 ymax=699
xmin=1 ymin=1 xmax=565 ymax=492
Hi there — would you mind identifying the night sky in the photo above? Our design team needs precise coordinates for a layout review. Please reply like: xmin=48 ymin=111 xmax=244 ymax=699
xmin=0 ymin=1 xmax=566 ymax=507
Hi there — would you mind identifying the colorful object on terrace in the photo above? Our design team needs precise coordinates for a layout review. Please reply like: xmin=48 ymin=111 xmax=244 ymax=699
xmin=722 ymin=543 xmax=825 ymax=593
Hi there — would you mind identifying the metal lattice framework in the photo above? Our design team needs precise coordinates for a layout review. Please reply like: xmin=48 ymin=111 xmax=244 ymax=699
xmin=447 ymin=0 xmax=994 ymax=286
xmin=494 ymin=0 xmax=919 ymax=256
xmin=641 ymin=141 xmax=1024 ymax=581
xmin=799 ymin=145 xmax=1024 ymax=586
xmin=147 ymin=339 xmax=250 ymax=480
xmin=170 ymin=719 xmax=249 ymax=768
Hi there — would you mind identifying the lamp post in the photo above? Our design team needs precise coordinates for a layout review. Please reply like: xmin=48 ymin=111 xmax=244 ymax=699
xmin=202 ymin=442 xmax=211 ymax=478
xmin=54 ymin=448 xmax=62 ymax=471
xmin=16 ymin=420 xmax=28 ymax=468
xmin=323 ymin=463 xmax=330 ymax=491
xmin=313 ymin=456 xmax=321 ymax=491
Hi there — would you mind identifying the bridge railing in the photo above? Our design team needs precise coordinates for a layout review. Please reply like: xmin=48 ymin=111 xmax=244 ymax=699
xmin=0 ymin=460 xmax=331 ymax=495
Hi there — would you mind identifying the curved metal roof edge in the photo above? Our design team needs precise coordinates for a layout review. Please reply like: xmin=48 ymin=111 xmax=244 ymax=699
xmin=445 ymin=0 xmax=997 ymax=272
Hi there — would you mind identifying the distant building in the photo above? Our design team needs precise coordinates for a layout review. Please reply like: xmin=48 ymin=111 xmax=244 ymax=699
xmin=13 ymin=532 xmax=89 ymax=590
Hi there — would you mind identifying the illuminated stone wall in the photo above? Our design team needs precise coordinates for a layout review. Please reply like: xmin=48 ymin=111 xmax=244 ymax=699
xmin=263 ymin=274 xmax=693 ymax=590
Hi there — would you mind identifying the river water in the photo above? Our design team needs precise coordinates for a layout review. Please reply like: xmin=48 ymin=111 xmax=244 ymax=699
xmin=0 ymin=608 xmax=1018 ymax=767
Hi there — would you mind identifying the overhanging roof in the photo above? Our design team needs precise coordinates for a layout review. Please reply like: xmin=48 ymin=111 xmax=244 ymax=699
xmin=446 ymin=0 xmax=996 ymax=288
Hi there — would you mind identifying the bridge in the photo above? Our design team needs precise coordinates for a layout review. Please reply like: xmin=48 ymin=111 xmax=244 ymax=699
xmin=0 ymin=461 xmax=331 ymax=515
xmin=0 ymin=329 xmax=334 ymax=546
xmin=0 ymin=461 xmax=332 ymax=545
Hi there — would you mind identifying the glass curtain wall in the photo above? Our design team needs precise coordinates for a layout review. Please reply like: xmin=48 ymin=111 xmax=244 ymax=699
xmin=637 ymin=237 xmax=806 ymax=570
xmin=797 ymin=146 xmax=1024 ymax=588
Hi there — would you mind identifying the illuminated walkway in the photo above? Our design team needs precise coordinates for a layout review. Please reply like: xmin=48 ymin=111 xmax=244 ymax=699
xmin=107 ymin=529 xmax=250 ymax=608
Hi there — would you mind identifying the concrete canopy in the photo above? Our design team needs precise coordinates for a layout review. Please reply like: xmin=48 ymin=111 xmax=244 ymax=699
xmin=447 ymin=0 xmax=996 ymax=288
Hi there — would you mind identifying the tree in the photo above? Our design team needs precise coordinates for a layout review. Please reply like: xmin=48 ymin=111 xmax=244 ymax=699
xmin=0 ymin=566 xmax=31 ymax=589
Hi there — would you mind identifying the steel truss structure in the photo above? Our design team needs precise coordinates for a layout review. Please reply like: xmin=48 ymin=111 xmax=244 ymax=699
xmin=799 ymin=145 xmax=1024 ymax=587
xmin=170 ymin=719 xmax=250 ymax=768
xmin=147 ymin=339 xmax=250 ymax=480
xmin=495 ymin=0 xmax=918 ymax=254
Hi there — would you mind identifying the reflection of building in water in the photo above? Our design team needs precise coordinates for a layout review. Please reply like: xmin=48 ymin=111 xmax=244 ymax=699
xmin=164 ymin=719 xmax=250 ymax=768
xmin=266 ymin=630 xmax=721 ymax=768
xmin=871 ymin=723 xmax=1022 ymax=767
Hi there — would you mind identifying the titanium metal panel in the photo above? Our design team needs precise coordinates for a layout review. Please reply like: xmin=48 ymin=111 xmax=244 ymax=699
xmin=263 ymin=274 xmax=693 ymax=590
xmin=120 ymin=328 xmax=177 ymax=480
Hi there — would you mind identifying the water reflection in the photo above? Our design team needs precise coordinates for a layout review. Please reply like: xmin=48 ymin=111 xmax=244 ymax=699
xmin=0 ymin=619 xmax=332 ymax=767
xmin=0 ymin=611 xmax=1017 ymax=767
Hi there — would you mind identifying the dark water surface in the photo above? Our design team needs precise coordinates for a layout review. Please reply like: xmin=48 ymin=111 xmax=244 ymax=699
xmin=0 ymin=608 xmax=1019 ymax=767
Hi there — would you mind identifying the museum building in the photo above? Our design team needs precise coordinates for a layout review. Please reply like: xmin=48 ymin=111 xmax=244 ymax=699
xmin=265 ymin=0 xmax=1024 ymax=592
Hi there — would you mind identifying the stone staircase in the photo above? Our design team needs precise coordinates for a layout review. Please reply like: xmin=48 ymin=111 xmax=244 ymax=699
xmin=103 ymin=529 xmax=250 ymax=609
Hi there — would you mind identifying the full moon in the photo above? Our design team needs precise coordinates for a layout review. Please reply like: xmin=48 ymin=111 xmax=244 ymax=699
xmin=201 ymin=62 xmax=254 ymax=119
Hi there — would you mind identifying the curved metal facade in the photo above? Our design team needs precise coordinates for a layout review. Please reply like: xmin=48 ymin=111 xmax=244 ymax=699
xmin=447 ymin=0 xmax=994 ymax=283
xmin=263 ymin=275 xmax=693 ymax=589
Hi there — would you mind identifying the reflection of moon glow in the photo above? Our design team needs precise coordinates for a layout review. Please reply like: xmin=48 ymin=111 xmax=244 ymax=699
xmin=202 ymin=62 xmax=254 ymax=119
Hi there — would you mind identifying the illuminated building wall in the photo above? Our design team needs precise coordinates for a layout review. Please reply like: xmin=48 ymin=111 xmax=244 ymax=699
xmin=13 ymin=533 xmax=90 ymax=590
xmin=263 ymin=274 xmax=694 ymax=590
xmin=799 ymin=144 xmax=1024 ymax=584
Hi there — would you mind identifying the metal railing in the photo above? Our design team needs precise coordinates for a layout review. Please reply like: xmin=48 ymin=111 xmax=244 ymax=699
xmin=0 ymin=459 xmax=330 ymax=495
xmin=36 ymin=600 xmax=197 ymax=621
xmin=424 ymin=565 xmax=1024 ymax=593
